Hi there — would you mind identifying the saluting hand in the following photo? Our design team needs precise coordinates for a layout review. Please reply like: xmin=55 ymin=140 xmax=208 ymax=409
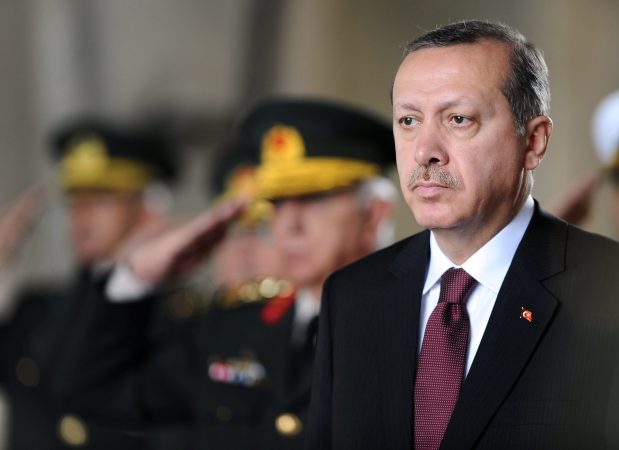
xmin=548 ymin=171 xmax=599 ymax=226
xmin=0 ymin=186 xmax=46 ymax=269
xmin=124 ymin=199 xmax=247 ymax=284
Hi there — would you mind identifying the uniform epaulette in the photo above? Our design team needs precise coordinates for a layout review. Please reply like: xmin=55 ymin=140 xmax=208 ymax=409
xmin=217 ymin=277 xmax=295 ymax=309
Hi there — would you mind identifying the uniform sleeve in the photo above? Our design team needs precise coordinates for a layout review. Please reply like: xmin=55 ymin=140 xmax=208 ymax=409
xmin=105 ymin=263 xmax=155 ymax=302
xmin=305 ymin=275 xmax=335 ymax=450
xmin=52 ymin=276 xmax=198 ymax=427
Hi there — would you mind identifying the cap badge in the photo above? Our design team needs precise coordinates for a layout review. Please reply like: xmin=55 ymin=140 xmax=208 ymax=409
xmin=64 ymin=136 xmax=110 ymax=175
xmin=261 ymin=125 xmax=306 ymax=163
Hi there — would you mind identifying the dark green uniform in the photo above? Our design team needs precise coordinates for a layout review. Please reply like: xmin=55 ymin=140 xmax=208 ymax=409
xmin=57 ymin=276 xmax=315 ymax=449
xmin=197 ymin=286 xmax=314 ymax=449
xmin=0 ymin=116 xmax=189 ymax=449
xmin=0 ymin=269 xmax=151 ymax=449
xmin=55 ymin=278 xmax=313 ymax=450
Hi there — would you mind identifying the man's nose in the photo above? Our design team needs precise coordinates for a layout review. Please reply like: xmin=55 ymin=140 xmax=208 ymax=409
xmin=274 ymin=199 xmax=304 ymax=234
xmin=414 ymin=120 xmax=448 ymax=167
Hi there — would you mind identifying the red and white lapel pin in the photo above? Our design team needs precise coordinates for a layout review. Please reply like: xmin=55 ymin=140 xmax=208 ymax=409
xmin=520 ymin=307 xmax=533 ymax=323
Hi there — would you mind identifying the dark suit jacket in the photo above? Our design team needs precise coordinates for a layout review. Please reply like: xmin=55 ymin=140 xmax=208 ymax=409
xmin=307 ymin=204 xmax=619 ymax=449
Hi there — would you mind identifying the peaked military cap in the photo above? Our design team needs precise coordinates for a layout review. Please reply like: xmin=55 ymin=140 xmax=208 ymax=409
xmin=210 ymin=137 xmax=260 ymax=198
xmin=50 ymin=118 xmax=178 ymax=192
xmin=238 ymin=98 xmax=395 ymax=199
xmin=210 ymin=137 xmax=271 ymax=224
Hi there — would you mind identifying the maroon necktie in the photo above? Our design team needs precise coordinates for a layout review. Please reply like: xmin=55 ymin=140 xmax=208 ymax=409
xmin=414 ymin=268 xmax=478 ymax=450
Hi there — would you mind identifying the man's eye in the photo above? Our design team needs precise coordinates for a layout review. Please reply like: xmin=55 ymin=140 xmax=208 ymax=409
xmin=450 ymin=115 xmax=471 ymax=125
xmin=399 ymin=116 xmax=417 ymax=126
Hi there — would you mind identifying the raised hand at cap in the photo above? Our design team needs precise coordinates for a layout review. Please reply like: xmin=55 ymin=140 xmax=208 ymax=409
xmin=125 ymin=199 xmax=248 ymax=284
xmin=0 ymin=185 xmax=46 ymax=269
xmin=548 ymin=171 xmax=599 ymax=226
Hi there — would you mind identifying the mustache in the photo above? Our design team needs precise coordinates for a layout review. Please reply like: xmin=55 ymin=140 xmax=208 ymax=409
xmin=406 ymin=166 xmax=461 ymax=190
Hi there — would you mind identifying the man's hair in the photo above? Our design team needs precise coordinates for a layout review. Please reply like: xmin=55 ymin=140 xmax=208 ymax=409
xmin=401 ymin=20 xmax=550 ymax=136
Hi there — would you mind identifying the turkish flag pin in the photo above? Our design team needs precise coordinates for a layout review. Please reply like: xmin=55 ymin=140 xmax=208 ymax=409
xmin=520 ymin=307 xmax=533 ymax=323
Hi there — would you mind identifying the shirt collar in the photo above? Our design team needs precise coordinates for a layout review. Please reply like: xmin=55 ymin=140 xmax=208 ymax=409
xmin=294 ymin=288 xmax=321 ymax=322
xmin=423 ymin=196 xmax=534 ymax=294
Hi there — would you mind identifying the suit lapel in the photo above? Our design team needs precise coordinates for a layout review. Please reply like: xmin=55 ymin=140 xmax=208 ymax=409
xmin=441 ymin=205 xmax=567 ymax=449
xmin=386 ymin=231 xmax=430 ymax=445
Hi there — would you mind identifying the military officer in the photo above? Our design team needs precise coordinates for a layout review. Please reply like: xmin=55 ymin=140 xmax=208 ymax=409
xmin=591 ymin=89 xmax=619 ymax=232
xmin=198 ymin=99 xmax=399 ymax=448
xmin=546 ymin=89 xmax=619 ymax=232
xmin=0 ymin=118 xmax=179 ymax=450
xmin=55 ymin=98 xmax=398 ymax=449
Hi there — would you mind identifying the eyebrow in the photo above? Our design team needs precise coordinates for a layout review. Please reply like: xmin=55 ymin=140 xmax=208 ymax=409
xmin=394 ymin=97 xmax=475 ymax=113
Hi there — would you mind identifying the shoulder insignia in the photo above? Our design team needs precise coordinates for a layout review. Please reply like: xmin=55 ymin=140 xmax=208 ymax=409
xmin=217 ymin=277 xmax=295 ymax=310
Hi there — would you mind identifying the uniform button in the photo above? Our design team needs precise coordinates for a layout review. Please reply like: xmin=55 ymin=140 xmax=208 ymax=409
xmin=57 ymin=414 xmax=89 ymax=446
xmin=275 ymin=413 xmax=303 ymax=436
xmin=216 ymin=405 xmax=233 ymax=422
xmin=15 ymin=356 xmax=40 ymax=387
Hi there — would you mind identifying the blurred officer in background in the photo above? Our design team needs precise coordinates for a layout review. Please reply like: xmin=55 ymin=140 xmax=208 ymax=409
xmin=549 ymin=89 xmax=619 ymax=232
xmin=197 ymin=99 xmax=398 ymax=448
xmin=209 ymin=138 xmax=287 ymax=296
xmin=55 ymin=97 xmax=398 ymax=449
xmin=0 ymin=118 xmax=179 ymax=450
xmin=592 ymin=89 xmax=619 ymax=232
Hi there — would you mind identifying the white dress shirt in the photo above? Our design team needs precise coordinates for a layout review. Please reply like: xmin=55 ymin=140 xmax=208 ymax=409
xmin=418 ymin=196 xmax=534 ymax=376
xmin=290 ymin=289 xmax=321 ymax=346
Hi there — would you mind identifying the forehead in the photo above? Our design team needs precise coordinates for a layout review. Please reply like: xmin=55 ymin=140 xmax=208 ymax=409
xmin=66 ymin=190 xmax=137 ymax=205
xmin=393 ymin=40 xmax=510 ymax=107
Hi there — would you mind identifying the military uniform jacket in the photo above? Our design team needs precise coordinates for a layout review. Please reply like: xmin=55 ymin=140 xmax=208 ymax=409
xmin=197 ymin=294 xmax=315 ymax=449
xmin=56 ymin=282 xmax=316 ymax=450
xmin=0 ymin=269 xmax=152 ymax=450
xmin=307 ymin=204 xmax=619 ymax=449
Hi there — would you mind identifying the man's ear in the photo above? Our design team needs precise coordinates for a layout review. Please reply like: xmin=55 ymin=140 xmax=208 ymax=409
xmin=363 ymin=197 xmax=394 ymax=250
xmin=524 ymin=115 xmax=553 ymax=170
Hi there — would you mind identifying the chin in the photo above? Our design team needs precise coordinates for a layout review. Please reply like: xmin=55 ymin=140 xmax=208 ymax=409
xmin=411 ymin=204 xmax=453 ymax=229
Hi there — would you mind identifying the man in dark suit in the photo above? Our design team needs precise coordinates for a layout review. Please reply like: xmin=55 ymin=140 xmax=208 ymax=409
xmin=0 ymin=118 xmax=180 ymax=450
xmin=306 ymin=20 xmax=619 ymax=449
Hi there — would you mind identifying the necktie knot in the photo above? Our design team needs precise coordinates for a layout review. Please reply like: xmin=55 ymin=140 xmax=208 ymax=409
xmin=439 ymin=268 xmax=477 ymax=305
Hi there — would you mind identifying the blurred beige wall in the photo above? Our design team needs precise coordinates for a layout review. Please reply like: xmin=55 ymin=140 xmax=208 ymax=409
xmin=273 ymin=0 xmax=619 ymax=239
xmin=2 ymin=0 xmax=618 ymax=279
xmin=1 ymin=0 xmax=619 ymax=446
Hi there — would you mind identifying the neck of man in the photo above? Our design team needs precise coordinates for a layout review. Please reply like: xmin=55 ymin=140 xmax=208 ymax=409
xmin=433 ymin=189 xmax=530 ymax=265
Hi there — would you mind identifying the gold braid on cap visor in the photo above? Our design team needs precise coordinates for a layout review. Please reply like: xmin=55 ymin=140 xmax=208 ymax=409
xmin=59 ymin=138 xmax=154 ymax=192
xmin=256 ymin=157 xmax=380 ymax=199
xmin=216 ymin=166 xmax=273 ymax=226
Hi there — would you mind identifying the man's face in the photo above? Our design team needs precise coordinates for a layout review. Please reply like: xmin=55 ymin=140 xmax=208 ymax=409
xmin=392 ymin=40 xmax=530 ymax=237
xmin=270 ymin=189 xmax=373 ymax=293
xmin=66 ymin=191 xmax=143 ymax=265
